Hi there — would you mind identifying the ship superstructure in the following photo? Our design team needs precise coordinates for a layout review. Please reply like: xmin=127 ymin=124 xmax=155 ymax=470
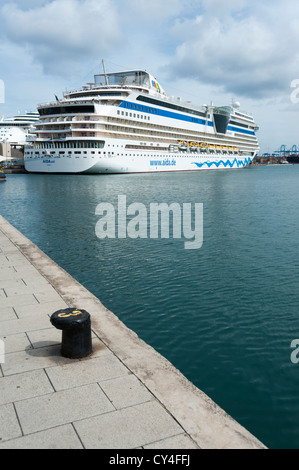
xmin=24 ymin=69 xmax=259 ymax=173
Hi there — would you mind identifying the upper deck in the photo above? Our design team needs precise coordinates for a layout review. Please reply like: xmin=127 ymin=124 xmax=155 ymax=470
xmin=36 ymin=69 xmax=258 ymax=136
xmin=94 ymin=70 xmax=163 ymax=91
xmin=63 ymin=70 xmax=167 ymax=100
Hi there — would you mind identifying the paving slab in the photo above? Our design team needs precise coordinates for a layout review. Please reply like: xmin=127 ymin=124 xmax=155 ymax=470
xmin=99 ymin=374 xmax=154 ymax=409
xmin=73 ymin=401 xmax=184 ymax=449
xmin=0 ymin=369 xmax=54 ymax=406
xmin=0 ymin=268 xmax=27 ymax=281
xmin=0 ymin=293 xmax=39 ymax=309
xmin=0 ymin=307 xmax=18 ymax=322
xmin=0 ymin=314 xmax=51 ymax=337
xmin=45 ymin=354 xmax=129 ymax=391
xmin=0 ymin=424 xmax=83 ymax=449
xmin=2 ymin=344 xmax=79 ymax=376
xmin=15 ymin=383 xmax=115 ymax=435
xmin=144 ymin=434 xmax=200 ymax=449
xmin=0 ymin=288 xmax=6 ymax=298
xmin=0 ymin=403 xmax=22 ymax=442
xmin=0 ymin=279 xmax=27 ymax=290
xmin=0 ymin=332 xmax=32 ymax=354
xmin=13 ymin=300 xmax=69 ymax=318
xmin=3 ymin=283 xmax=59 ymax=298
xmin=0 ymin=215 xmax=266 ymax=449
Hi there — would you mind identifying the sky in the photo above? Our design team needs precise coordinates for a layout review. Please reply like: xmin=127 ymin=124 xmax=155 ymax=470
xmin=0 ymin=0 xmax=298 ymax=154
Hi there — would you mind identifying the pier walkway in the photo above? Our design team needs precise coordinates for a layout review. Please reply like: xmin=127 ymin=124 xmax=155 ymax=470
xmin=0 ymin=215 xmax=266 ymax=449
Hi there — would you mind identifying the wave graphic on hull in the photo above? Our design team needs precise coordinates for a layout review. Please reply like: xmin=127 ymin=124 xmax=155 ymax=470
xmin=192 ymin=157 xmax=252 ymax=169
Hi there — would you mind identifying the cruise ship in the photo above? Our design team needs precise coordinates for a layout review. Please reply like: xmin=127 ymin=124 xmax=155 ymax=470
xmin=24 ymin=68 xmax=259 ymax=173
xmin=0 ymin=112 xmax=39 ymax=145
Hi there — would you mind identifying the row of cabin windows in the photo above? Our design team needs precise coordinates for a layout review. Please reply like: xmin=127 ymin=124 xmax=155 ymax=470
xmin=117 ymin=110 xmax=150 ymax=120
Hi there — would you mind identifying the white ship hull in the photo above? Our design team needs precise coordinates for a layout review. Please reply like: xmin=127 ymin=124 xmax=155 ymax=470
xmin=25 ymin=145 xmax=254 ymax=174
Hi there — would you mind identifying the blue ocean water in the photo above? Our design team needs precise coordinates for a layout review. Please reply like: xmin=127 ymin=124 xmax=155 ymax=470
xmin=1 ymin=166 xmax=299 ymax=449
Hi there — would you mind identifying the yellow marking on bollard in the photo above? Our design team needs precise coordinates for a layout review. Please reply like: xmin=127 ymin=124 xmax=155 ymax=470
xmin=58 ymin=310 xmax=82 ymax=318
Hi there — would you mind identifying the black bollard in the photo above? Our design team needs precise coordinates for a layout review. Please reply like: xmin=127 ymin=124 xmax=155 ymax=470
xmin=50 ymin=308 xmax=92 ymax=359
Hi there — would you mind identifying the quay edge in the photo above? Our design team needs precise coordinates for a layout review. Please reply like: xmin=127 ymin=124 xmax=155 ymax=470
xmin=0 ymin=215 xmax=267 ymax=449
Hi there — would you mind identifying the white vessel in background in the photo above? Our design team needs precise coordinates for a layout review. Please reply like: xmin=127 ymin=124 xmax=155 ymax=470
xmin=24 ymin=66 xmax=259 ymax=173
xmin=0 ymin=112 xmax=39 ymax=146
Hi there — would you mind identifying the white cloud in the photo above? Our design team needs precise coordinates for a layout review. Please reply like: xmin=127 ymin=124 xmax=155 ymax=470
xmin=201 ymin=0 xmax=248 ymax=17
xmin=1 ymin=0 xmax=123 ymax=76
xmin=128 ymin=0 xmax=184 ymax=21
xmin=166 ymin=1 xmax=299 ymax=100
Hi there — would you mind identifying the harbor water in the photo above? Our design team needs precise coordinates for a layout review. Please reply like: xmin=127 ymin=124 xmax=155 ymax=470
xmin=1 ymin=165 xmax=299 ymax=449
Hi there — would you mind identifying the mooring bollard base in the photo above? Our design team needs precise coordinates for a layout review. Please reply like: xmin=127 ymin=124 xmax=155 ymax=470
xmin=50 ymin=308 xmax=92 ymax=359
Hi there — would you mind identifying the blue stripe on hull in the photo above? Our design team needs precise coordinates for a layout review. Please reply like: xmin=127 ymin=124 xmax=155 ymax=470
xmin=119 ymin=101 xmax=255 ymax=136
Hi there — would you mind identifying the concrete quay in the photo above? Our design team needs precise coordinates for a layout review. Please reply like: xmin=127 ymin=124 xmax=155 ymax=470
xmin=0 ymin=215 xmax=266 ymax=449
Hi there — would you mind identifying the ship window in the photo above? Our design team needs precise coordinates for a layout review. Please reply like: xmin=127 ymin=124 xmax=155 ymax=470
xmin=136 ymin=95 xmax=206 ymax=118
xmin=229 ymin=120 xmax=249 ymax=129
xmin=39 ymin=105 xmax=95 ymax=116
